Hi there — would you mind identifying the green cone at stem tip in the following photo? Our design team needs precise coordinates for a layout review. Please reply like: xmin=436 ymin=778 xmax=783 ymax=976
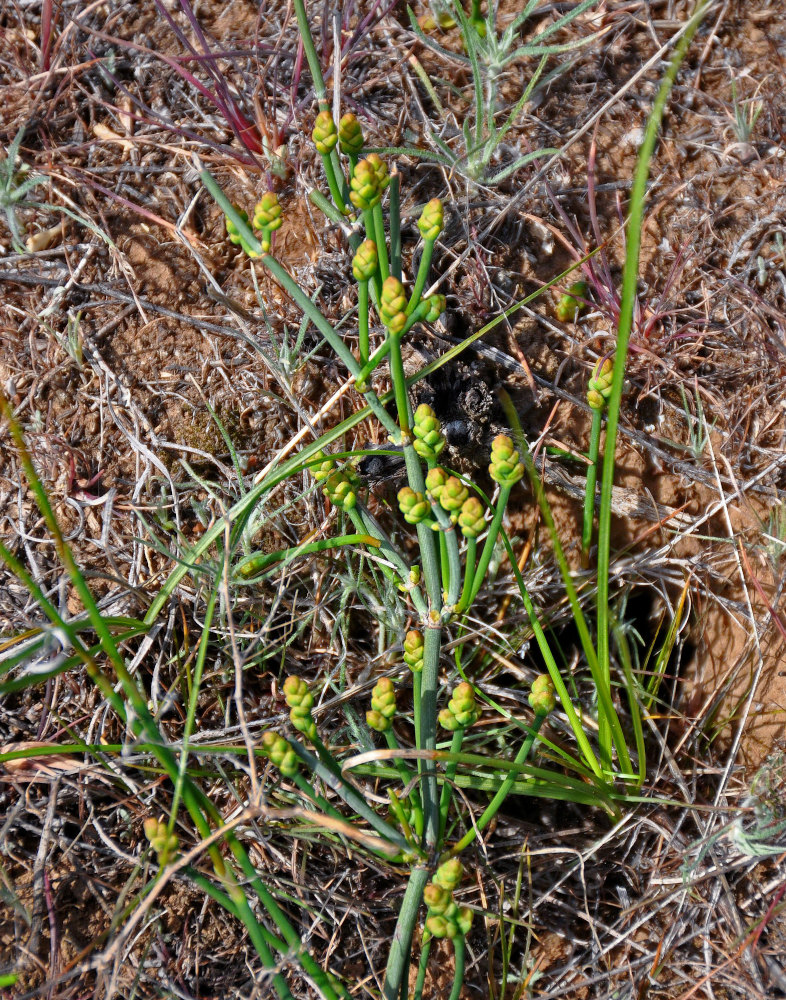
xmin=397 ymin=487 xmax=431 ymax=525
xmin=226 ymin=208 xmax=249 ymax=245
xmin=423 ymin=293 xmax=446 ymax=323
xmin=425 ymin=465 xmax=448 ymax=500
xmin=310 ymin=450 xmax=335 ymax=482
xmin=349 ymin=158 xmax=380 ymax=211
xmin=528 ymin=674 xmax=557 ymax=716
xmin=587 ymin=358 xmax=614 ymax=411
xmin=379 ymin=275 xmax=408 ymax=334
xmin=424 ymin=905 xmax=472 ymax=940
xmin=261 ymin=731 xmax=299 ymax=777
xmin=252 ymin=192 xmax=283 ymax=252
xmin=367 ymin=676 xmax=397 ymax=732
xmin=439 ymin=681 xmax=480 ymax=731
xmin=143 ymin=817 xmax=179 ymax=860
xmin=323 ymin=470 xmax=359 ymax=511
xmin=413 ymin=404 xmax=446 ymax=461
xmin=555 ymin=280 xmax=589 ymax=323
xmin=422 ymin=857 xmax=472 ymax=941
xmin=352 ymin=239 xmax=378 ymax=282
xmin=434 ymin=856 xmax=463 ymax=891
xmin=282 ymin=675 xmax=317 ymax=741
xmin=312 ymin=110 xmax=338 ymax=154
xmin=365 ymin=153 xmax=390 ymax=192
xmin=403 ymin=630 xmax=424 ymax=673
xmin=437 ymin=476 xmax=468 ymax=514
xmin=338 ymin=113 xmax=364 ymax=156
xmin=417 ymin=198 xmax=444 ymax=242
xmin=252 ymin=192 xmax=283 ymax=233
xmin=423 ymin=882 xmax=451 ymax=913
xmin=489 ymin=434 xmax=524 ymax=486
xmin=458 ymin=496 xmax=485 ymax=538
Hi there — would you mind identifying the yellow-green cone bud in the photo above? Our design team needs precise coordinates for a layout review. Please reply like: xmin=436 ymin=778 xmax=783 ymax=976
xmin=144 ymin=817 xmax=179 ymax=861
xmin=529 ymin=674 xmax=556 ymax=716
xmin=366 ymin=709 xmax=390 ymax=733
xmin=252 ymin=192 xmax=283 ymax=233
xmin=425 ymin=465 xmax=448 ymax=501
xmin=423 ymin=293 xmax=446 ymax=323
xmin=338 ymin=113 xmax=364 ymax=156
xmin=283 ymin=675 xmax=311 ymax=709
xmin=368 ymin=677 xmax=396 ymax=732
xmin=413 ymin=404 xmax=446 ymax=460
xmin=352 ymin=239 xmax=378 ymax=282
xmin=349 ymin=158 xmax=380 ymax=211
xmin=312 ymin=110 xmax=338 ymax=155
xmin=371 ymin=676 xmax=397 ymax=719
xmin=403 ymin=630 xmax=424 ymax=673
xmin=434 ymin=857 xmax=463 ymax=891
xmin=489 ymin=434 xmax=524 ymax=486
xmin=587 ymin=358 xmax=614 ymax=411
xmin=226 ymin=208 xmax=250 ymax=245
xmin=555 ymin=280 xmax=589 ymax=323
xmin=418 ymin=198 xmax=444 ymax=242
xmin=397 ymin=487 xmax=431 ymax=525
xmin=423 ymin=882 xmax=451 ymax=914
xmin=366 ymin=152 xmax=389 ymax=192
xmin=310 ymin=449 xmax=336 ymax=483
xmin=445 ymin=681 xmax=479 ymax=728
xmin=438 ymin=475 xmax=468 ymax=513
xmin=458 ymin=496 xmax=485 ymax=538
xmin=456 ymin=905 xmax=473 ymax=936
xmin=283 ymin=678 xmax=317 ymax=741
xmin=379 ymin=276 xmax=408 ymax=334
xmin=261 ymin=731 xmax=299 ymax=776
xmin=324 ymin=470 xmax=359 ymax=511
xmin=425 ymin=914 xmax=450 ymax=939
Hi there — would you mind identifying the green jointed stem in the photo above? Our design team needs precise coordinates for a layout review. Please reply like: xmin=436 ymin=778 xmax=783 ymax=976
xmin=429 ymin=504 xmax=462 ymax=609
xmin=383 ymin=727 xmax=415 ymax=789
xmin=456 ymin=537 xmax=477 ymax=615
xmin=468 ymin=483 xmax=510 ymax=607
xmin=517 ymin=440 xmax=631 ymax=778
xmin=581 ymin=407 xmax=603 ymax=560
xmin=439 ymin=727 xmax=466 ymax=841
xmin=237 ymin=534 xmax=380 ymax=578
xmin=293 ymin=771 xmax=347 ymax=822
xmin=356 ymin=298 xmax=432 ymax=387
xmin=419 ymin=623 xmax=442 ymax=848
xmin=413 ymin=671 xmax=423 ymax=756
xmin=408 ymin=239 xmax=434 ymax=313
xmin=595 ymin=0 xmax=707 ymax=773
xmin=451 ymin=711 xmax=550 ymax=855
xmin=497 ymin=529 xmax=604 ymax=781
xmin=448 ymin=937 xmax=466 ymax=1000
xmin=412 ymin=939 xmax=432 ymax=1000
xmin=288 ymin=734 xmax=413 ymax=854
xmin=389 ymin=172 xmax=402 ymax=279
xmin=383 ymin=865 xmax=430 ymax=1000
xmin=373 ymin=203 xmax=390 ymax=281
xmin=292 ymin=0 xmax=330 ymax=109
xmin=320 ymin=153 xmax=347 ymax=213
xmin=358 ymin=280 xmax=370 ymax=363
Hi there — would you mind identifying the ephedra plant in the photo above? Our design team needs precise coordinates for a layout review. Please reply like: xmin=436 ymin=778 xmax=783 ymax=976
xmin=0 ymin=1 xmax=709 ymax=996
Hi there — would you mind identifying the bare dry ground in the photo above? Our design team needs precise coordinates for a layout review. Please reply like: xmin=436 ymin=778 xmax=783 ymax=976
xmin=1 ymin=0 xmax=786 ymax=998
